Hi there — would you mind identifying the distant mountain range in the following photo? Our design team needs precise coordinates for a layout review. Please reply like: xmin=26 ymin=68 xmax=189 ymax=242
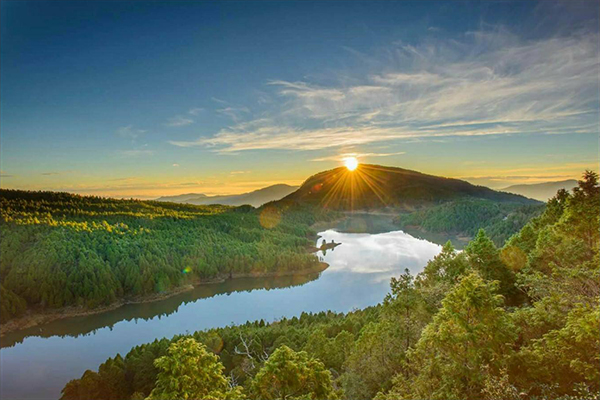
xmin=156 ymin=184 xmax=299 ymax=207
xmin=156 ymin=166 xmax=548 ymax=210
xmin=501 ymin=179 xmax=578 ymax=202
xmin=279 ymin=164 xmax=538 ymax=210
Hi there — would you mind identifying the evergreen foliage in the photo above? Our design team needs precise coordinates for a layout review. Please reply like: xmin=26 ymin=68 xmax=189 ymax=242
xmin=51 ymin=171 xmax=600 ymax=399
xmin=0 ymin=190 xmax=331 ymax=322
xmin=396 ymin=198 xmax=544 ymax=245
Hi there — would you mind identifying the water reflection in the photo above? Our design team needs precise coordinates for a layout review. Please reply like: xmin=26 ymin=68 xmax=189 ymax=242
xmin=1 ymin=273 xmax=322 ymax=349
xmin=0 ymin=229 xmax=441 ymax=400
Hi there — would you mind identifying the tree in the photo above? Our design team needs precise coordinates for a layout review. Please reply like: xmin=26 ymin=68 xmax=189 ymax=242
xmin=419 ymin=241 xmax=467 ymax=285
xmin=343 ymin=270 xmax=432 ymax=400
xmin=563 ymin=170 xmax=600 ymax=249
xmin=61 ymin=370 xmax=102 ymax=400
xmin=147 ymin=338 xmax=244 ymax=400
xmin=385 ymin=269 xmax=431 ymax=353
xmin=465 ymin=229 xmax=515 ymax=298
xmin=250 ymin=345 xmax=337 ymax=400
xmin=514 ymin=303 xmax=600 ymax=397
xmin=342 ymin=321 xmax=402 ymax=400
xmin=386 ymin=273 xmax=516 ymax=400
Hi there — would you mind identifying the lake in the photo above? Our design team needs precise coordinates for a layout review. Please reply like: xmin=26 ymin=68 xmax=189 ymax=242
xmin=0 ymin=229 xmax=442 ymax=400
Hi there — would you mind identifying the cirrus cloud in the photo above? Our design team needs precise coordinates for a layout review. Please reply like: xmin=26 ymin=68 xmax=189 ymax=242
xmin=165 ymin=115 xmax=194 ymax=127
xmin=170 ymin=27 xmax=599 ymax=153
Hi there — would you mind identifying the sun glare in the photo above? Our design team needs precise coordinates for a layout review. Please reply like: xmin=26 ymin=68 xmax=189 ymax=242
xmin=344 ymin=157 xmax=359 ymax=171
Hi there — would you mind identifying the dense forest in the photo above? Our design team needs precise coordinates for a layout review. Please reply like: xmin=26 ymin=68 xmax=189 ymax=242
xmin=60 ymin=171 xmax=599 ymax=400
xmin=0 ymin=190 xmax=333 ymax=323
xmin=395 ymin=199 xmax=545 ymax=246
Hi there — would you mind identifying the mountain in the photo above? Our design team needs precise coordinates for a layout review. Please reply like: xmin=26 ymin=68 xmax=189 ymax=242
xmin=280 ymin=164 xmax=538 ymax=210
xmin=501 ymin=179 xmax=578 ymax=202
xmin=156 ymin=184 xmax=299 ymax=207
xmin=155 ymin=193 xmax=208 ymax=203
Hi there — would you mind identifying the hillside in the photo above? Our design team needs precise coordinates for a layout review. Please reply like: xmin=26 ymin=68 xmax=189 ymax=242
xmin=501 ymin=179 xmax=578 ymax=201
xmin=156 ymin=184 xmax=298 ymax=207
xmin=60 ymin=172 xmax=600 ymax=400
xmin=0 ymin=189 xmax=324 ymax=328
xmin=395 ymin=199 xmax=544 ymax=246
xmin=282 ymin=164 xmax=537 ymax=210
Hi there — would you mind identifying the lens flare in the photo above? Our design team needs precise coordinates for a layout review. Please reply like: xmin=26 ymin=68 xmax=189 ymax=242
xmin=259 ymin=206 xmax=281 ymax=229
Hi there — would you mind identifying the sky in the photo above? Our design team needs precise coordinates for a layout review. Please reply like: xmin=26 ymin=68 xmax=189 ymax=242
xmin=1 ymin=0 xmax=599 ymax=199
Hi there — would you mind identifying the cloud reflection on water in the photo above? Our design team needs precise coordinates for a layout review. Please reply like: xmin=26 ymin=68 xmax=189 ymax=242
xmin=317 ymin=229 xmax=442 ymax=283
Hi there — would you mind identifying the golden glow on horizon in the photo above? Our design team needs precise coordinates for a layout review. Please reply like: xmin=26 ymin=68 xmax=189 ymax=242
xmin=344 ymin=157 xmax=359 ymax=171
xmin=2 ymin=161 xmax=595 ymax=199
xmin=318 ymin=164 xmax=392 ymax=211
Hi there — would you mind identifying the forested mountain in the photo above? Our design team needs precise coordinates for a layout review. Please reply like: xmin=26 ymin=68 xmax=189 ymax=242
xmin=396 ymin=199 xmax=545 ymax=246
xmin=280 ymin=164 xmax=542 ymax=244
xmin=60 ymin=171 xmax=599 ymax=400
xmin=156 ymin=184 xmax=299 ymax=207
xmin=0 ymin=190 xmax=333 ymax=325
xmin=502 ymin=179 xmax=578 ymax=201
xmin=282 ymin=164 xmax=537 ymax=210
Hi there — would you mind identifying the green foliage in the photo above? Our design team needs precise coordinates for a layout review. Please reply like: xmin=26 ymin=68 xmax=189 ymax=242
xmin=251 ymin=345 xmax=337 ymax=400
xmin=61 ymin=355 xmax=127 ymax=400
xmin=342 ymin=269 xmax=433 ymax=399
xmin=59 ymin=170 xmax=600 ymax=400
xmin=396 ymin=199 xmax=544 ymax=246
xmin=0 ymin=284 xmax=27 ymax=320
xmin=465 ymin=229 xmax=516 ymax=298
xmin=302 ymin=329 xmax=353 ymax=374
xmin=418 ymin=241 xmax=468 ymax=287
xmin=148 ymin=338 xmax=244 ymax=400
xmin=514 ymin=303 xmax=600 ymax=397
xmin=60 ymin=309 xmax=377 ymax=400
xmin=341 ymin=321 xmax=403 ymax=399
xmin=394 ymin=273 xmax=516 ymax=400
xmin=0 ymin=190 xmax=323 ymax=322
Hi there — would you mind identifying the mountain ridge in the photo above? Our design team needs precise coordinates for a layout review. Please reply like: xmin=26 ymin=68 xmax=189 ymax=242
xmin=278 ymin=164 xmax=538 ymax=210
xmin=156 ymin=184 xmax=299 ymax=207
xmin=501 ymin=179 xmax=577 ymax=201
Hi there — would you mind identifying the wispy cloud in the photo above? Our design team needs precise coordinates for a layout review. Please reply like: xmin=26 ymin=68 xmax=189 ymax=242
xmin=41 ymin=172 xmax=60 ymax=176
xmin=216 ymin=106 xmax=250 ymax=122
xmin=165 ymin=115 xmax=194 ymax=127
xmin=171 ymin=28 xmax=598 ymax=153
xmin=311 ymin=151 xmax=406 ymax=162
xmin=211 ymin=97 xmax=230 ymax=105
xmin=172 ymin=163 xmax=180 ymax=167
xmin=188 ymin=108 xmax=204 ymax=116
xmin=117 ymin=125 xmax=146 ymax=140
xmin=230 ymin=170 xmax=251 ymax=175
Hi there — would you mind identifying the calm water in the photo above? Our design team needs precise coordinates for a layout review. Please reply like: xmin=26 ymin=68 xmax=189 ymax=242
xmin=0 ymin=230 xmax=441 ymax=400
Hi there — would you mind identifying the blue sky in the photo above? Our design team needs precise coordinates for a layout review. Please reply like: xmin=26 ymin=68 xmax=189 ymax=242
xmin=1 ymin=0 xmax=598 ymax=198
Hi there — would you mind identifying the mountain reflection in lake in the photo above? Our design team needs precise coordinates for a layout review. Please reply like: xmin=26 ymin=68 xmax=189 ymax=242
xmin=0 ymin=230 xmax=441 ymax=400
xmin=1 ymin=273 xmax=323 ymax=349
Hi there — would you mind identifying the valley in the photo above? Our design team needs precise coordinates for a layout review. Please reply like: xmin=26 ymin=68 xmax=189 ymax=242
xmin=0 ymin=167 xmax=597 ymax=400
xmin=1 ymin=228 xmax=442 ymax=399
xmin=3 ymin=3 xmax=598 ymax=399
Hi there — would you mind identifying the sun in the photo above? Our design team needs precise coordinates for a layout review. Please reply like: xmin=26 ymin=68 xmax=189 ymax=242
xmin=344 ymin=156 xmax=359 ymax=171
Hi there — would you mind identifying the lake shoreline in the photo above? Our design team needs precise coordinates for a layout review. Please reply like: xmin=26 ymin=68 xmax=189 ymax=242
xmin=0 ymin=261 xmax=329 ymax=337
